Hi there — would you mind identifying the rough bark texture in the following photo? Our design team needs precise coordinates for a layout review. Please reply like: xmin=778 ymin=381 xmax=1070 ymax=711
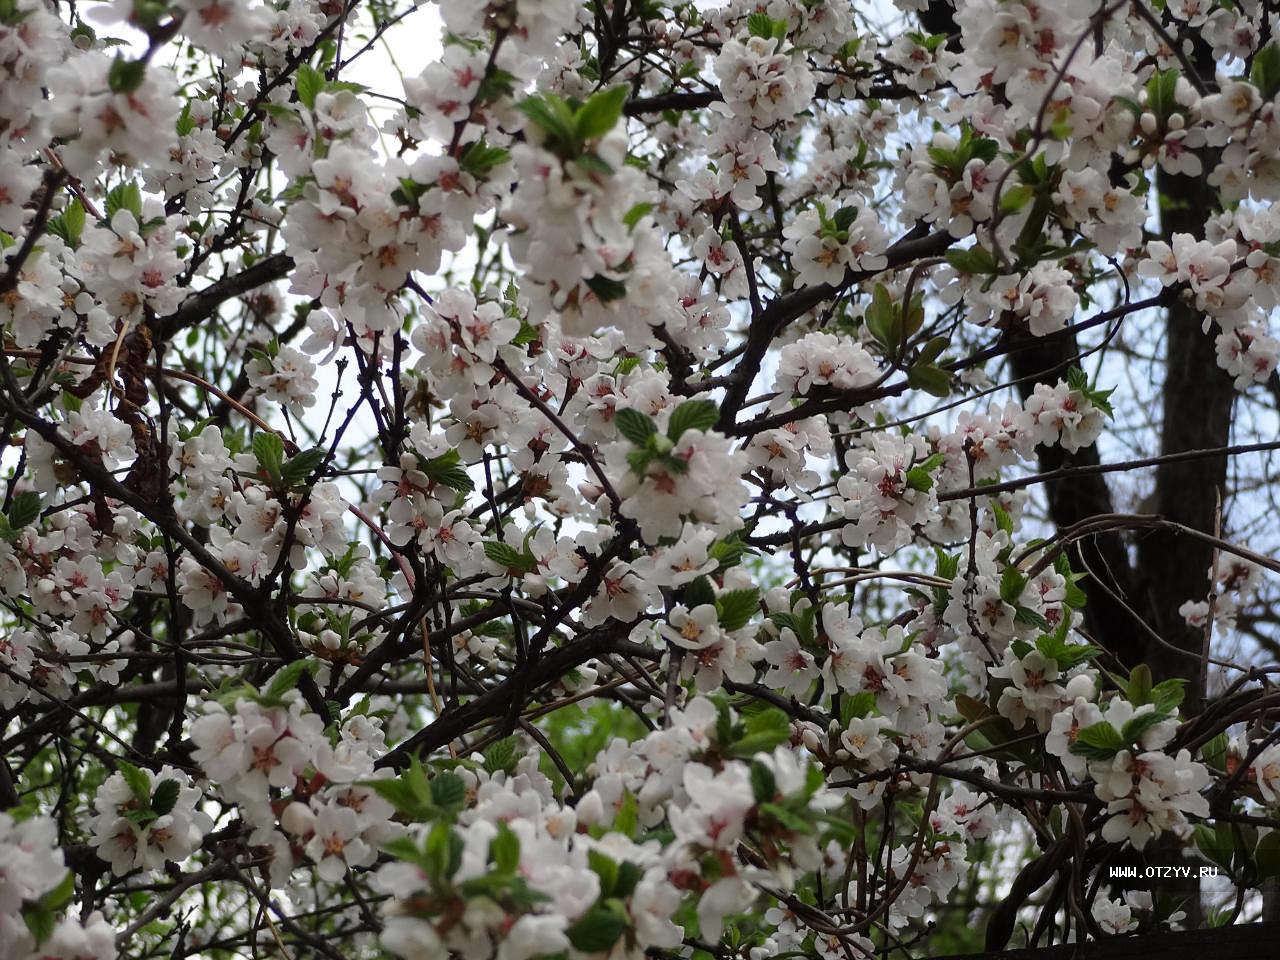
xmin=1009 ymin=332 xmax=1146 ymax=673
xmin=1135 ymin=43 xmax=1235 ymax=718
xmin=1125 ymin=40 xmax=1231 ymax=927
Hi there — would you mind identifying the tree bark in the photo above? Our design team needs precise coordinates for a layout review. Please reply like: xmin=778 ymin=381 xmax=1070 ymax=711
xmin=1009 ymin=331 xmax=1146 ymax=673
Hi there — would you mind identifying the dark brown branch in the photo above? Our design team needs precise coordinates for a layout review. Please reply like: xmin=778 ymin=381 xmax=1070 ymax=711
xmin=155 ymin=253 xmax=295 ymax=339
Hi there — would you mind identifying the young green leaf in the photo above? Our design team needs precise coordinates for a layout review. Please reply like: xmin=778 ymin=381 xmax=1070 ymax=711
xmin=7 ymin=491 xmax=41 ymax=530
xmin=614 ymin=408 xmax=657 ymax=445
xmin=281 ymin=447 xmax=326 ymax=487
xmin=575 ymin=85 xmax=629 ymax=141
xmin=429 ymin=772 xmax=467 ymax=815
xmin=253 ymin=431 xmax=285 ymax=483
xmin=566 ymin=899 xmax=628 ymax=952
xmin=491 ymin=821 xmax=520 ymax=874
xmin=151 ymin=778 xmax=181 ymax=817
xmin=1069 ymin=721 xmax=1125 ymax=761
xmin=107 ymin=55 xmax=146 ymax=93
xmin=750 ymin=759 xmax=778 ymax=803
xmin=667 ymin=399 xmax=719 ymax=442
xmin=117 ymin=760 xmax=153 ymax=809
xmin=265 ymin=659 xmax=316 ymax=702
xmin=716 ymin=588 xmax=759 ymax=632
xmin=296 ymin=64 xmax=324 ymax=109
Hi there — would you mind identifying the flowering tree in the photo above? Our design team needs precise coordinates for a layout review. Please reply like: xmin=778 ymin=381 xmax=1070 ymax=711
xmin=7 ymin=0 xmax=1280 ymax=957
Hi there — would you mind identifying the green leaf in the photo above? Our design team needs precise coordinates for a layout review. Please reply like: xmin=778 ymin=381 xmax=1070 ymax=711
xmin=905 ymin=466 xmax=933 ymax=493
xmin=117 ymin=760 xmax=153 ymax=808
xmin=46 ymin=198 xmax=87 ymax=248
xmin=865 ymin=283 xmax=897 ymax=348
xmin=1069 ymin=721 xmax=1125 ymax=761
xmin=22 ymin=869 xmax=73 ymax=946
xmin=390 ymin=176 xmax=426 ymax=209
xmin=990 ymin=500 xmax=1014 ymax=535
xmin=841 ymin=691 xmax=877 ymax=723
xmin=484 ymin=737 xmax=518 ymax=774
xmin=382 ymin=835 xmax=432 ymax=871
xmin=296 ymin=64 xmax=323 ymax=109
xmin=999 ymin=566 xmax=1026 ymax=605
xmin=281 ymin=447 xmax=326 ymax=487
xmin=511 ymin=320 xmax=538 ymax=347
xmin=760 ymin=799 xmax=814 ymax=833
xmin=68 ymin=20 xmax=96 ymax=44
xmin=419 ymin=448 xmax=474 ymax=493
xmin=105 ymin=182 xmax=142 ymax=222
xmin=1126 ymin=663 xmax=1153 ymax=705
xmin=1121 ymin=709 xmax=1172 ymax=745
xmin=708 ymin=535 xmax=750 ymax=573
xmin=150 ymin=778 xmax=180 ymax=817
xmin=714 ymin=698 xmax=734 ymax=747
xmin=750 ymin=759 xmax=777 ymax=803
xmin=491 ymin=822 xmax=520 ymax=874
xmin=1195 ymin=823 xmax=1234 ymax=873
xmin=429 ymin=772 xmax=467 ymax=814
xmin=1013 ymin=605 xmax=1050 ymax=630
xmin=575 ymin=85 xmax=629 ymax=141
xmin=968 ymin=131 xmax=999 ymax=164
xmin=917 ymin=335 xmax=948 ymax=367
xmin=585 ymin=273 xmax=627 ymax=303
xmin=517 ymin=93 xmax=580 ymax=156
xmin=1201 ymin=731 xmax=1230 ymax=770
xmin=107 ymin=55 xmax=146 ymax=93
xmin=1255 ymin=830 xmax=1280 ymax=880
xmin=934 ymin=548 xmax=959 ymax=581
xmin=667 ymin=399 xmax=719 ymax=441
xmin=588 ymin=849 xmax=620 ymax=897
xmin=615 ymin=408 xmax=657 ymax=445
xmin=683 ymin=575 xmax=717 ymax=610
xmin=831 ymin=205 xmax=858 ymax=233
xmin=483 ymin=540 xmax=535 ymax=575
xmin=265 ymin=659 xmax=315 ymax=702
xmin=1252 ymin=43 xmax=1280 ymax=100
xmin=955 ymin=693 xmax=997 ymax=726
xmin=1048 ymin=109 xmax=1074 ymax=141
xmin=7 ymin=491 xmax=40 ymax=530
xmin=326 ymin=80 xmax=367 ymax=97
xmin=746 ymin=12 xmax=775 ymax=38
xmin=65 ymin=198 xmax=86 ymax=244
xmin=622 ymin=202 xmax=653 ymax=229
xmin=423 ymin=821 xmax=464 ymax=882
xmin=907 ymin=362 xmax=951 ymax=397
xmin=1145 ymin=68 xmax=1180 ymax=124
xmin=946 ymin=246 xmax=998 ymax=275
xmin=999 ymin=184 xmax=1035 ymax=214
xmin=252 ymin=432 xmax=284 ymax=483
xmin=1150 ymin=678 xmax=1186 ymax=716
xmin=716 ymin=588 xmax=759 ymax=632
xmin=614 ymin=860 xmax=643 ymax=899
xmin=1035 ymin=633 xmax=1098 ymax=670
xmin=613 ymin=790 xmax=639 ymax=838
xmin=360 ymin=757 xmax=436 ymax=820
xmin=567 ymin=899 xmax=629 ymax=952
xmin=43 ymin=868 xmax=75 ymax=911
xmin=175 ymin=101 xmax=195 ymax=137
xmin=1011 ymin=194 xmax=1052 ymax=265
xmin=458 ymin=139 xmax=511 ymax=177
xmin=730 ymin=706 xmax=791 ymax=757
